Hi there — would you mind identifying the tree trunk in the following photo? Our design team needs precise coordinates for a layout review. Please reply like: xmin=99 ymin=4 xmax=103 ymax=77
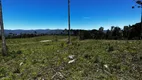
xmin=0 ymin=0 xmax=7 ymax=56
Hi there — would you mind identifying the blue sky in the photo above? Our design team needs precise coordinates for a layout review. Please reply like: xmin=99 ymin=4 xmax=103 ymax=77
xmin=2 ymin=0 xmax=141 ymax=30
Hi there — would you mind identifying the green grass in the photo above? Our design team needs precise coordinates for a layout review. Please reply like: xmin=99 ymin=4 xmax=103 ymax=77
xmin=0 ymin=36 xmax=142 ymax=80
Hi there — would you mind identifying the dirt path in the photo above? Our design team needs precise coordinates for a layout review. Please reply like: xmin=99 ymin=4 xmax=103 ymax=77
xmin=6 ymin=38 xmax=66 ymax=46
xmin=40 ymin=40 xmax=52 ymax=43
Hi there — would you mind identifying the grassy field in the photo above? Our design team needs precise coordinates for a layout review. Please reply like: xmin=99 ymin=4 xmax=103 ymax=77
xmin=0 ymin=35 xmax=142 ymax=80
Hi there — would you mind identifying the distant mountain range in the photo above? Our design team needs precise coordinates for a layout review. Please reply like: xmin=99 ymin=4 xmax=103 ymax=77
xmin=4 ymin=29 xmax=67 ymax=35
xmin=2 ymin=29 xmax=107 ymax=36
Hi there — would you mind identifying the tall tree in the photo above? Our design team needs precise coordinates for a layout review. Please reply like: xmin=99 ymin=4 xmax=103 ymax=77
xmin=132 ymin=0 xmax=142 ymax=39
xmin=68 ymin=0 xmax=71 ymax=44
xmin=110 ymin=26 xmax=114 ymax=39
xmin=99 ymin=27 xmax=104 ymax=39
xmin=99 ymin=27 xmax=104 ymax=32
xmin=123 ymin=26 xmax=129 ymax=39
xmin=0 ymin=0 xmax=7 ymax=56
xmin=112 ymin=27 xmax=122 ymax=39
xmin=106 ymin=29 xmax=111 ymax=39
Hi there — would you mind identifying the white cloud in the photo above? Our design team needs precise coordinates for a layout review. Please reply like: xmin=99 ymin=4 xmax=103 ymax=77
xmin=83 ymin=16 xmax=91 ymax=19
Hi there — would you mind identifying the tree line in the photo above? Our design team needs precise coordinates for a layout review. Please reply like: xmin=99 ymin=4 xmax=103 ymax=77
xmin=0 ymin=22 xmax=141 ymax=40
xmin=72 ymin=22 xmax=142 ymax=40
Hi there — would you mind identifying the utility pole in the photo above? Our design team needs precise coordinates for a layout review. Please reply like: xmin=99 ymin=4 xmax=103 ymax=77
xmin=68 ymin=0 xmax=71 ymax=44
xmin=0 ymin=0 xmax=7 ymax=56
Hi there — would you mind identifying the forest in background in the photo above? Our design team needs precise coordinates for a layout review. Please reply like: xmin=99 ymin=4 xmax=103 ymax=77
xmin=2 ymin=22 xmax=142 ymax=40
